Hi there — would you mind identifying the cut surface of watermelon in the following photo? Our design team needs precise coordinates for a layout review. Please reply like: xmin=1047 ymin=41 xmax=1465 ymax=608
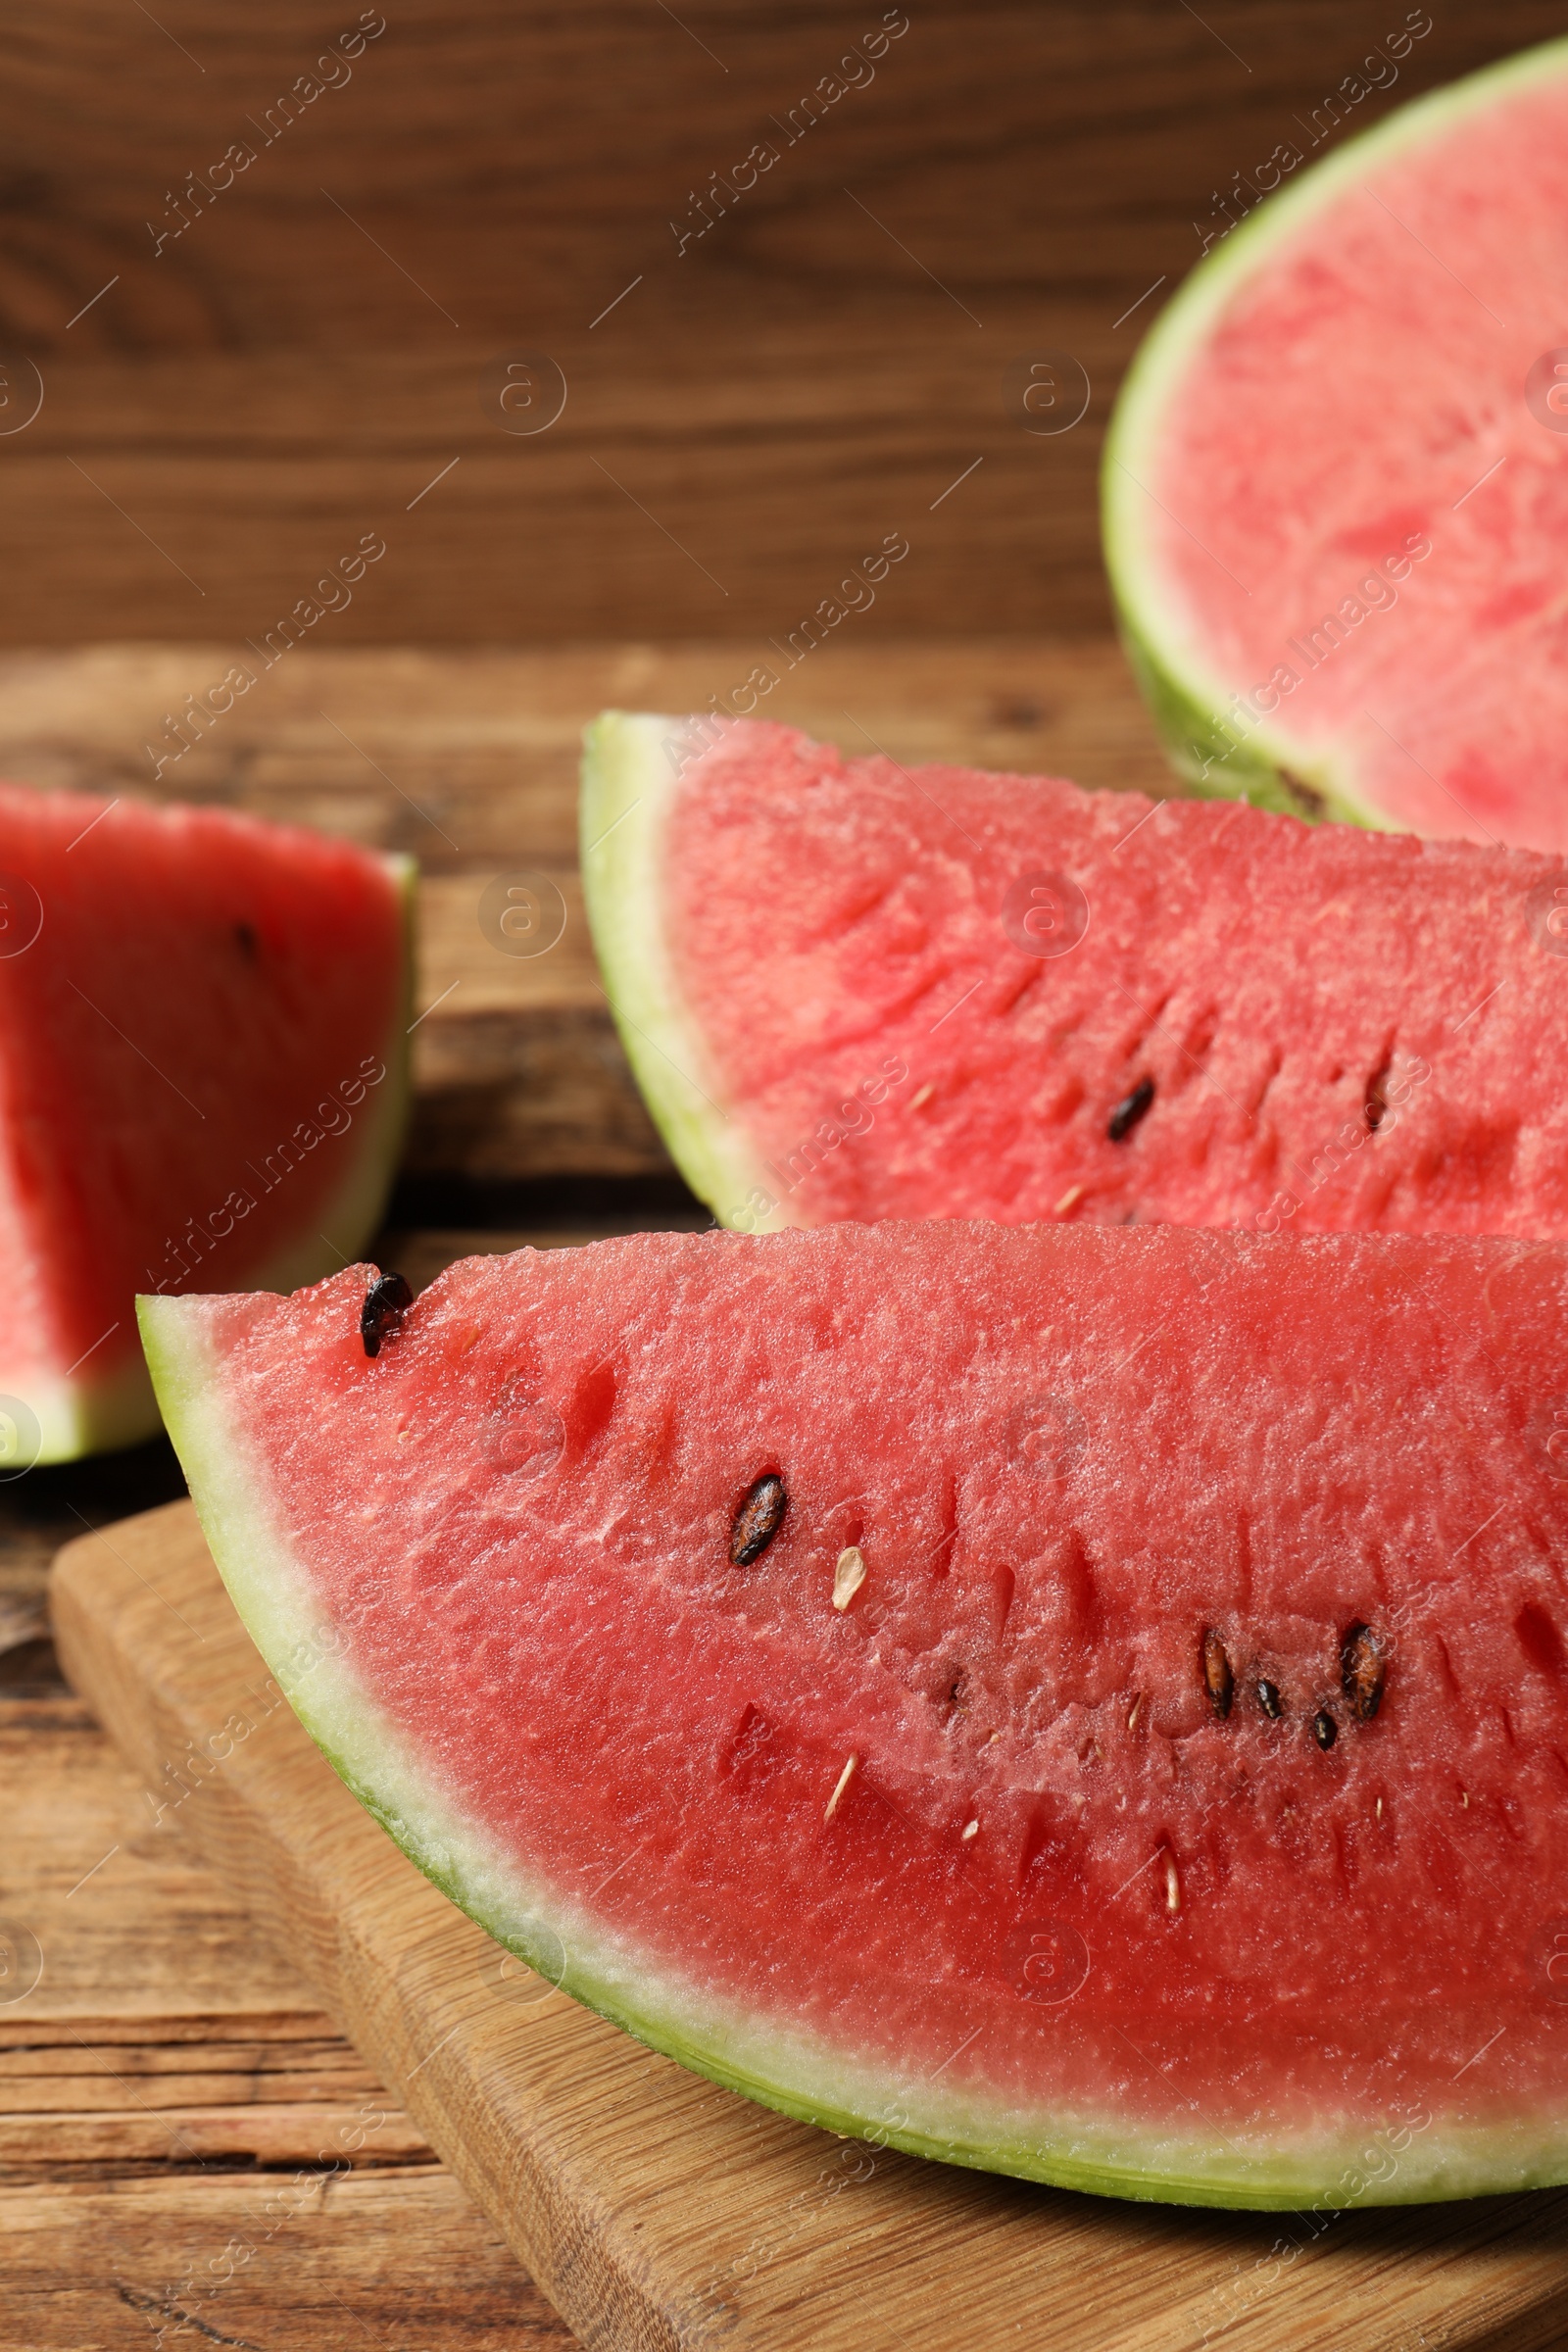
xmin=1103 ymin=36 xmax=1568 ymax=848
xmin=581 ymin=711 xmax=1568 ymax=1238
xmin=1 ymin=786 xmax=410 ymax=1460
xmin=143 ymin=1224 xmax=1568 ymax=2208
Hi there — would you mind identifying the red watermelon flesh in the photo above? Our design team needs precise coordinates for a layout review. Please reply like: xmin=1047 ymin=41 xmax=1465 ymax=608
xmin=143 ymin=1223 xmax=1568 ymax=2208
xmin=581 ymin=712 xmax=1568 ymax=1240
xmin=0 ymin=785 xmax=409 ymax=1461
xmin=1103 ymin=38 xmax=1568 ymax=847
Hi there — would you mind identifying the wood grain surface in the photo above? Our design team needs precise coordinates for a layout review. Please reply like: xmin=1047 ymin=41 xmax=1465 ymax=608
xmin=0 ymin=3 xmax=1560 ymax=642
xmin=0 ymin=1687 xmax=573 ymax=2349
xmin=43 ymin=1498 xmax=1568 ymax=2352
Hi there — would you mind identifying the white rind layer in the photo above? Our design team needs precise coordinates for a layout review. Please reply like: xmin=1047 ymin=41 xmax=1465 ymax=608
xmin=579 ymin=712 xmax=793 ymax=1232
xmin=1102 ymin=34 xmax=1568 ymax=828
xmin=138 ymin=1277 xmax=1568 ymax=2210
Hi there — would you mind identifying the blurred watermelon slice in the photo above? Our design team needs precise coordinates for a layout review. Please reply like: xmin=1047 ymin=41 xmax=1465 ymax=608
xmin=0 ymin=786 xmax=410 ymax=1462
xmin=580 ymin=712 xmax=1568 ymax=1240
xmin=1103 ymin=36 xmax=1568 ymax=849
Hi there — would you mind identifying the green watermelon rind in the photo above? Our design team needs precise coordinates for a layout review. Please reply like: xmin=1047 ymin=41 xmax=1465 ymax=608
xmin=140 ymin=1282 xmax=1557 ymax=2213
xmin=579 ymin=712 xmax=789 ymax=1233
xmin=1102 ymin=32 xmax=1568 ymax=829
xmin=40 ymin=855 xmax=416 ymax=1465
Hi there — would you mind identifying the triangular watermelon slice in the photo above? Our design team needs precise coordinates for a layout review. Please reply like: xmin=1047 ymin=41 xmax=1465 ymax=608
xmin=141 ymin=1223 xmax=1568 ymax=2208
xmin=580 ymin=712 xmax=1568 ymax=1238
xmin=1103 ymin=36 xmax=1568 ymax=847
xmin=1 ymin=786 xmax=410 ymax=1461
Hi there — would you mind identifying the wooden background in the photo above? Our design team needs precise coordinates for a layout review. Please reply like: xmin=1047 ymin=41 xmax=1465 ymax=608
xmin=0 ymin=1 xmax=1557 ymax=645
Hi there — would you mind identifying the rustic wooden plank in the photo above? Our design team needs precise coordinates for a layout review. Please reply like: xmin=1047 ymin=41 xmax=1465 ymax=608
xmin=0 ymin=639 xmax=1173 ymax=848
xmin=0 ymin=1687 xmax=573 ymax=2339
xmin=0 ymin=1689 xmax=344 ymax=2039
xmin=0 ymin=6 xmax=1558 ymax=638
xmin=49 ymin=1500 xmax=1568 ymax=2352
xmin=0 ymin=2102 xmax=432 ymax=2168
xmin=6 ymin=2170 xmax=575 ymax=2350
xmin=0 ymin=2040 xmax=380 ymax=2106
xmin=0 ymin=2038 xmax=376 ymax=2088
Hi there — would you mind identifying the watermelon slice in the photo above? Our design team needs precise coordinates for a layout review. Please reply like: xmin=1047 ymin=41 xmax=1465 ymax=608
xmin=580 ymin=711 xmax=1568 ymax=1238
xmin=141 ymin=1223 xmax=1568 ymax=2208
xmin=0 ymin=786 xmax=410 ymax=1462
xmin=1103 ymin=36 xmax=1568 ymax=847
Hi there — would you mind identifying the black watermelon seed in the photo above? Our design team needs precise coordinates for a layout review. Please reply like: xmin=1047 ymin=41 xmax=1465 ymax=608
xmin=234 ymin=920 xmax=259 ymax=960
xmin=361 ymin=1270 xmax=414 ymax=1358
xmin=1256 ymin=1679 xmax=1283 ymax=1720
xmin=1341 ymin=1622 xmax=1386 ymax=1721
xmin=730 ymin=1474 xmax=788 ymax=1566
xmin=1313 ymin=1710 xmax=1338 ymax=1751
xmin=1107 ymin=1076 xmax=1155 ymax=1142
xmin=1201 ymin=1628 xmax=1233 ymax=1720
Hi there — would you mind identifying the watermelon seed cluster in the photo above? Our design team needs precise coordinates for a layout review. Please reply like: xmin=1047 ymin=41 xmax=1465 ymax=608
xmin=1200 ymin=1620 xmax=1386 ymax=1749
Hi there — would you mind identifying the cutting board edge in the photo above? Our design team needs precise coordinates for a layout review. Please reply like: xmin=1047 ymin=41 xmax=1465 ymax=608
xmin=49 ymin=1501 xmax=699 ymax=2352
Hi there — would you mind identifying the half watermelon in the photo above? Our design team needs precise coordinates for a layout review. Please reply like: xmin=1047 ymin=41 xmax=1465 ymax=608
xmin=141 ymin=1223 xmax=1568 ymax=2208
xmin=1103 ymin=35 xmax=1568 ymax=848
xmin=0 ymin=787 xmax=410 ymax=1461
xmin=580 ymin=711 xmax=1568 ymax=1237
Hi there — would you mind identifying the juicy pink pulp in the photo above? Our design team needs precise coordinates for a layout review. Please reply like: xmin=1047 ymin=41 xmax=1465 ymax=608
xmin=1135 ymin=56 xmax=1568 ymax=847
xmin=0 ymin=786 xmax=401 ymax=1402
xmin=191 ymin=1225 xmax=1568 ymax=2147
xmin=663 ymin=720 xmax=1568 ymax=1236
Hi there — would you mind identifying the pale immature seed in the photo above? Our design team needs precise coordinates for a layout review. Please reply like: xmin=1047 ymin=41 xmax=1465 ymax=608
xmin=1164 ymin=1851 xmax=1181 ymax=1915
xmin=1202 ymin=1629 xmax=1234 ymax=1720
xmin=961 ymin=1819 xmax=979 ymax=1840
xmin=824 ymin=1753 xmax=858 ymax=1822
xmin=833 ymin=1546 xmax=866 ymax=1611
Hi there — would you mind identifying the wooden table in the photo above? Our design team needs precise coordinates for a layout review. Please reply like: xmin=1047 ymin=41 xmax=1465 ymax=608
xmin=0 ymin=636 xmax=1169 ymax=2347
xmin=0 ymin=5 xmax=1559 ymax=647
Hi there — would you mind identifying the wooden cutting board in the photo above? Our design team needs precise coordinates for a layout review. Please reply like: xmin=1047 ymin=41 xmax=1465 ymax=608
xmin=51 ymin=1501 xmax=1568 ymax=2352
